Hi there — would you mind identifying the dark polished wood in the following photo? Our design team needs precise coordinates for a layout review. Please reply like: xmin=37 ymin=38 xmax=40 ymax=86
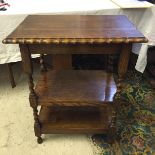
xmin=52 ymin=55 xmax=72 ymax=70
xmin=40 ymin=54 xmax=46 ymax=72
xmin=28 ymin=44 xmax=122 ymax=54
xmin=3 ymin=15 xmax=147 ymax=44
xmin=115 ymin=44 xmax=132 ymax=101
xmin=35 ymin=70 xmax=116 ymax=106
xmin=39 ymin=106 xmax=113 ymax=134
xmin=3 ymin=15 xmax=147 ymax=144
xmin=19 ymin=44 xmax=42 ymax=143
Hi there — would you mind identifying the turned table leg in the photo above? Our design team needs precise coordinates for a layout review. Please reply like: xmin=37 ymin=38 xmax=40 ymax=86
xmin=28 ymin=75 xmax=42 ymax=144
xmin=107 ymin=107 xmax=117 ymax=143
xmin=106 ymin=54 xmax=114 ymax=73
xmin=114 ymin=44 xmax=132 ymax=102
xmin=19 ymin=44 xmax=43 ymax=144
xmin=40 ymin=54 xmax=47 ymax=72
xmin=108 ymin=44 xmax=132 ymax=143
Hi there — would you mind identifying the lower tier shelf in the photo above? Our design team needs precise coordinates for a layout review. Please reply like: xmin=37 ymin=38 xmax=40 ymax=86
xmin=35 ymin=70 xmax=116 ymax=106
xmin=39 ymin=106 xmax=113 ymax=134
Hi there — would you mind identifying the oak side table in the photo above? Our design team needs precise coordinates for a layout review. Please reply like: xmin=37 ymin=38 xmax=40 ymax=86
xmin=3 ymin=15 xmax=147 ymax=144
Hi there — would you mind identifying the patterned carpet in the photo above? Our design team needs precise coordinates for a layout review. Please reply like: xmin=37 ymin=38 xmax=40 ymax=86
xmin=92 ymin=71 xmax=155 ymax=155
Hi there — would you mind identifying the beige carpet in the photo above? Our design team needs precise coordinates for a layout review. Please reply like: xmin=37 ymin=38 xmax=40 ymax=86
xmin=0 ymin=63 xmax=94 ymax=155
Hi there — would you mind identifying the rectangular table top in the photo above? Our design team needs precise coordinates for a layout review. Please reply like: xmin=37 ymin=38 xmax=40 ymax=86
xmin=3 ymin=15 xmax=147 ymax=44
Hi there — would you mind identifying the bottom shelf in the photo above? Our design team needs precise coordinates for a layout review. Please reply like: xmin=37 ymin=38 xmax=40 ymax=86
xmin=39 ymin=106 xmax=113 ymax=134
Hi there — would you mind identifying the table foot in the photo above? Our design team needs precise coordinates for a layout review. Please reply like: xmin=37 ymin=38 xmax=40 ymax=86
xmin=37 ymin=137 xmax=43 ymax=144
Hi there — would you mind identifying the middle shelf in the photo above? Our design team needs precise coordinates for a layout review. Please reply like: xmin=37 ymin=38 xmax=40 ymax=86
xmin=35 ymin=70 xmax=116 ymax=106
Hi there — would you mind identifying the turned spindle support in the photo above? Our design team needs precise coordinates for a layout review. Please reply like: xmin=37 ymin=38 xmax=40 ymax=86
xmin=106 ymin=54 xmax=114 ymax=73
xmin=107 ymin=44 xmax=132 ymax=143
xmin=28 ymin=74 xmax=42 ymax=144
xmin=114 ymin=44 xmax=132 ymax=104
xmin=107 ymin=107 xmax=117 ymax=144
xmin=40 ymin=54 xmax=47 ymax=72
xmin=19 ymin=44 xmax=43 ymax=144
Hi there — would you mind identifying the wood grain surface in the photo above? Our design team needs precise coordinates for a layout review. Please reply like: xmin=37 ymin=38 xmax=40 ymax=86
xmin=35 ymin=70 xmax=116 ymax=106
xmin=3 ymin=15 xmax=147 ymax=44
xmin=39 ymin=106 xmax=113 ymax=134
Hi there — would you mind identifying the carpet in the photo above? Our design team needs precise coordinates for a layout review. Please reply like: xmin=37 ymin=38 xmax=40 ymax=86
xmin=92 ymin=71 xmax=155 ymax=155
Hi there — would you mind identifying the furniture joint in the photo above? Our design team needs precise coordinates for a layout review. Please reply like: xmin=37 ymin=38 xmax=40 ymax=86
xmin=29 ymin=93 xmax=38 ymax=108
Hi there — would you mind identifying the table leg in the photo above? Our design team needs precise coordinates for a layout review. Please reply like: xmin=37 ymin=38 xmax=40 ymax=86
xmin=115 ymin=44 xmax=132 ymax=101
xmin=108 ymin=44 xmax=132 ymax=143
xmin=19 ymin=44 xmax=43 ymax=144
xmin=40 ymin=54 xmax=47 ymax=72
xmin=106 ymin=54 xmax=114 ymax=73
xmin=7 ymin=63 xmax=16 ymax=88
xmin=106 ymin=105 xmax=117 ymax=144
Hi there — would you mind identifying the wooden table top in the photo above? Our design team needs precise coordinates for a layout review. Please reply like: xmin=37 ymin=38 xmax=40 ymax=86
xmin=3 ymin=15 xmax=147 ymax=44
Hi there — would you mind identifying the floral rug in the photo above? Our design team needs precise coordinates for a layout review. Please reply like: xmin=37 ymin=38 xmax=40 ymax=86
xmin=92 ymin=71 xmax=155 ymax=155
